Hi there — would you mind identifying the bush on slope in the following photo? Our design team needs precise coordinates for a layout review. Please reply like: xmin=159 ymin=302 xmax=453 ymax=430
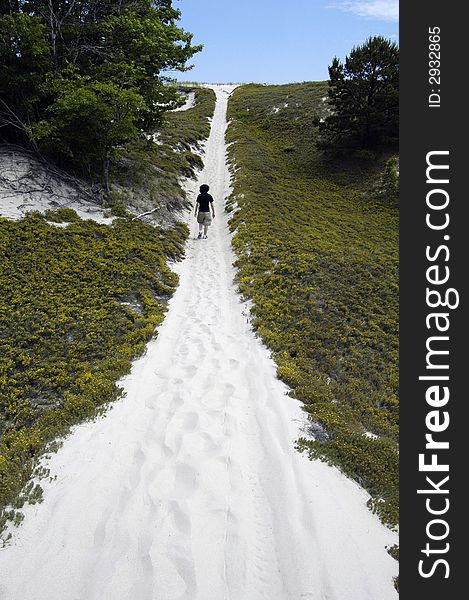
xmin=0 ymin=88 xmax=216 ymax=534
xmin=226 ymin=83 xmax=398 ymax=527
xmin=109 ymin=86 xmax=216 ymax=219
xmin=0 ymin=213 xmax=187 ymax=524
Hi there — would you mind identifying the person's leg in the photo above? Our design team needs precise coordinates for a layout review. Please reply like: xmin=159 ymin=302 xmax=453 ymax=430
xmin=198 ymin=221 xmax=203 ymax=237
xmin=203 ymin=224 xmax=208 ymax=237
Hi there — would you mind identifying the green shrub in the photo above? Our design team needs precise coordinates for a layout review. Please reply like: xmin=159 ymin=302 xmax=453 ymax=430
xmin=113 ymin=87 xmax=216 ymax=214
xmin=227 ymin=83 xmax=399 ymax=527
xmin=0 ymin=213 xmax=188 ymax=520
xmin=44 ymin=208 xmax=81 ymax=223
xmin=0 ymin=86 xmax=215 ymax=535
xmin=376 ymin=156 xmax=399 ymax=206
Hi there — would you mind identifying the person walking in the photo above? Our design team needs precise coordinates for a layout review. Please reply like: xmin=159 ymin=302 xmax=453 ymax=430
xmin=194 ymin=184 xmax=215 ymax=239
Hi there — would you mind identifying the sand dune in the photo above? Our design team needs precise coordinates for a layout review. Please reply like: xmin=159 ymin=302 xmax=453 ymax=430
xmin=0 ymin=150 xmax=113 ymax=224
xmin=0 ymin=85 xmax=398 ymax=600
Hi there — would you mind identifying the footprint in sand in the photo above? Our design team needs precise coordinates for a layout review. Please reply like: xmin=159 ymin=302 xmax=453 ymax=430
xmin=169 ymin=500 xmax=192 ymax=535
xmin=223 ymin=413 xmax=239 ymax=437
xmin=198 ymin=431 xmax=222 ymax=454
xmin=169 ymin=394 xmax=184 ymax=412
xmin=93 ymin=518 xmax=107 ymax=548
xmin=167 ymin=544 xmax=197 ymax=599
xmin=165 ymin=412 xmax=199 ymax=456
xmin=162 ymin=442 xmax=174 ymax=459
xmin=181 ymin=411 xmax=199 ymax=431
xmin=173 ymin=463 xmax=197 ymax=498
xmin=128 ymin=447 xmax=145 ymax=489
xmin=183 ymin=364 xmax=197 ymax=377
xmin=210 ymin=357 xmax=221 ymax=371
xmin=178 ymin=343 xmax=189 ymax=357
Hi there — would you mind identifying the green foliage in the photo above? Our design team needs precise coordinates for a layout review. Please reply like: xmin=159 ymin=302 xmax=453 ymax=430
xmin=43 ymin=207 xmax=82 ymax=223
xmin=300 ymin=433 xmax=398 ymax=525
xmin=0 ymin=79 xmax=211 ymax=525
xmin=104 ymin=195 xmax=129 ymax=218
xmin=227 ymin=83 xmax=399 ymax=527
xmin=0 ymin=11 xmax=50 ymax=98
xmin=0 ymin=212 xmax=188 ymax=519
xmin=113 ymin=86 xmax=216 ymax=213
xmin=0 ymin=1 xmax=202 ymax=180
xmin=375 ymin=156 xmax=399 ymax=206
xmin=387 ymin=544 xmax=399 ymax=561
xmin=33 ymin=75 xmax=145 ymax=174
xmin=319 ymin=36 xmax=399 ymax=152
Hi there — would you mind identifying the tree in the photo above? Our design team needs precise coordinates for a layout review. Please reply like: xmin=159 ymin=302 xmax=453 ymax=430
xmin=0 ymin=1 xmax=202 ymax=187
xmin=318 ymin=36 xmax=399 ymax=152
xmin=0 ymin=11 xmax=51 ymax=147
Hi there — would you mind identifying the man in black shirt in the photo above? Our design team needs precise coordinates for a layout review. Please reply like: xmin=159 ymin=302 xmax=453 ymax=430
xmin=194 ymin=184 xmax=215 ymax=239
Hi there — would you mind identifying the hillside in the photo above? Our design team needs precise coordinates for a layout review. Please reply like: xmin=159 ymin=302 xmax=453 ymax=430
xmin=0 ymin=87 xmax=215 ymax=225
xmin=0 ymin=85 xmax=398 ymax=600
xmin=226 ymin=82 xmax=399 ymax=527
xmin=0 ymin=87 xmax=216 ymax=529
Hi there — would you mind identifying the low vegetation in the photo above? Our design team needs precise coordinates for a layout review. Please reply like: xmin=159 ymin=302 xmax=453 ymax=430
xmin=226 ymin=83 xmax=399 ymax=527
xmin=111 ymin=86 xmax=215 ymax=219
xmin=0 ymin=212 xmax=188 ymax=526
xmin=0 ymin=87 xmax=216 ymax=534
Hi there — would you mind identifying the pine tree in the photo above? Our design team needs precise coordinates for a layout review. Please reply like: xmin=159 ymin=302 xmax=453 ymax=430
xmin=319 ymin=36 xmax=399 ymax=152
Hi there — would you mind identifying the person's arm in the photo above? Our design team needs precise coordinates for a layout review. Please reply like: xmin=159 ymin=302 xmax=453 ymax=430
xmin=211 ymin=198 xmax=215 ymax=218
xmin=194 ymin=197 xmax=199 ymax=217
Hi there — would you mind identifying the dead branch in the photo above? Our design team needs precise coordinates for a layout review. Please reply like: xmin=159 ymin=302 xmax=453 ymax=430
xmin=0 ymin=144 xmax=105 ymax=208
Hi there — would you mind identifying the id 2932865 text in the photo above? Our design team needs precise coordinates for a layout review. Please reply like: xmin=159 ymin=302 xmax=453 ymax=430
xmin=428 ymin=27 xmax=441 ymax=108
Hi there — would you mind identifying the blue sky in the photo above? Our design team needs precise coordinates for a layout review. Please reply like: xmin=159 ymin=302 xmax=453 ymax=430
xmin=172 ymin=0 xmax=398 ymax=84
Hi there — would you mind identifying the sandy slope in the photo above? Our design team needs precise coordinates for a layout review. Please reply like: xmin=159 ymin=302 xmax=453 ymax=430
xmin=0 ymin=85 xmax=398 ymax=600
xmin=0 ymin=151 xmax=114 ymax=224
xmin=172 ymin=91 xmax=196 ymax=112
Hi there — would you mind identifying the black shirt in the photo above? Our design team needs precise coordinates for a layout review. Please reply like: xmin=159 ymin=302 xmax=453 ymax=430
xmin=197 ymin=192 xmax=213 ymax=212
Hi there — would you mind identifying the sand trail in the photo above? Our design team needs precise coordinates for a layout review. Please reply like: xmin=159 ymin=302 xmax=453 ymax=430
xmin=0 ymin=85 xmax=397 ymax=600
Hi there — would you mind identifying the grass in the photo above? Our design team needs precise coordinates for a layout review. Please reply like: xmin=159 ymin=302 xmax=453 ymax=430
xmin=226 ymin=83 xmax=399 ymax=528
xmin=0 ymin=213 xmax=187 ymax=527
xmin=110 ymin=86 xmax=216 ymax=219
xmin=0 ymin=89 xmax=216 ymax=534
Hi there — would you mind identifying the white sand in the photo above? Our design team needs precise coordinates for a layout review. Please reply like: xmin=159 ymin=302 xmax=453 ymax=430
xmin=172 ymin=91 xmax=196 ymax=112
xmin=0 ymin=85 xmax=398 ymax=600
xmin=0 ymin=151 xmax=113 ymax=224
